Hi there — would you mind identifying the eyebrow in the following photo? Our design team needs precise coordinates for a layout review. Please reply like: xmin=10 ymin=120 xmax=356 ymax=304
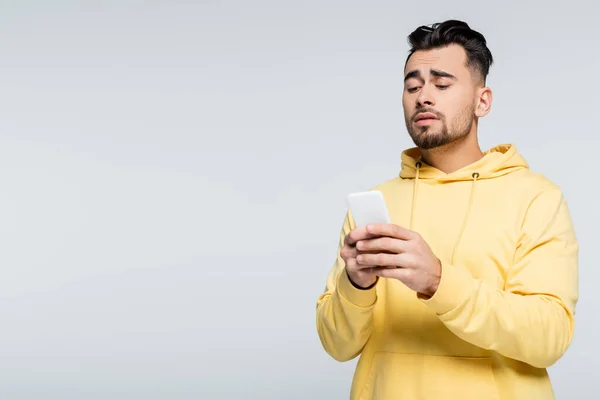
xmin=404 ymin=68 xmax=457 ymax=82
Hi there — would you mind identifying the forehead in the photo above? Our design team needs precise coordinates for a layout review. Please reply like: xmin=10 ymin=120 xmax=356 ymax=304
xmin=404 ymin=44 xmax=468 ymax=78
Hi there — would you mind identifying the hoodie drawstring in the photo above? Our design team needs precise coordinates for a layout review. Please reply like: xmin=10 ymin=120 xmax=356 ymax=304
xmin=409 ymin=161 xmax=421 ymax=230
xmin=450 ymin=172 xmax=479 ymax=265
xmin=409 ymin=164 xmax=479 ymax=265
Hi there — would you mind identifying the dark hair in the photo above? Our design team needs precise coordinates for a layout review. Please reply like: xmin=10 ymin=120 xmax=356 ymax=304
xmin=405 ymin=20 xmax=493 ymax=83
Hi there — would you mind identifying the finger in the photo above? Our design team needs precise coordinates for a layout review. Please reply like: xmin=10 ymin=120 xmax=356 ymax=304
xmin=346 ymin=257 xmax=377 ymax=271
xmin=372 ymin=266 xmax=413 ymax=280
xmin=344 ymin=228 xmax=363 ymax=246
xmin=340 ymin=245 xmax=357 ymax=260
xmin=346 ymin=258 xmax=373 ymax=271
xmin=366 ymin=223 xmax=415 ymax=240
xmin=356 ymin=236 xmax=409 ymax=254
xmin=356 ymin=253 xmax=399 ymax=267
xmin=359 ymin=252 xmax=417 ymax=269
xmin=345 ymin=227 xmax=379 ymax=246
xmin=358 ymin=249 xmax=396 ymax=256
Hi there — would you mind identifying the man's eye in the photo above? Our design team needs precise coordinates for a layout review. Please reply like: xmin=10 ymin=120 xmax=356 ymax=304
xmin=407 ymin=87 xmax=419 ymax=93
xmin=437 ymin=85 xmax=449 ymax=90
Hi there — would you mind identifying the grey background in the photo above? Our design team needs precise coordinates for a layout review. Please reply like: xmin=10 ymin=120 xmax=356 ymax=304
xmin=0 ymin=0 xmax=597 ymax=399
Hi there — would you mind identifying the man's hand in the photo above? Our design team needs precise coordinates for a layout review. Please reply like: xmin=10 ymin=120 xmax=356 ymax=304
xmin=355 ymin=223 xmax=442 ymax=298
xmin=341 ymin=226 xmax=383 ymax=289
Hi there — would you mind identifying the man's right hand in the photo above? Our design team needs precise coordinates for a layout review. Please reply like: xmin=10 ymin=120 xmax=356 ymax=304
xmin=341 ymin=226 xmax=380 ymax=289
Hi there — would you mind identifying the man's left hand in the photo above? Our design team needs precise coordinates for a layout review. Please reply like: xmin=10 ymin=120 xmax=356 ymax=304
xmin=355 ymin=223 xmax=442 ymax=298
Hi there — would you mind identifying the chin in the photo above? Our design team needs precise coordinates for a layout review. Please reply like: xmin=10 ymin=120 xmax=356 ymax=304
xmin=414 ymin=130 xmax=443 ymax=141
xmin=411 ymin=132 xmax=452 ymax=150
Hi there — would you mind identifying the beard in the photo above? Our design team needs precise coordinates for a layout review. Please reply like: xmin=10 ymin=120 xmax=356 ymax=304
xmin=405 ymin=104 xmax=475 ymax=150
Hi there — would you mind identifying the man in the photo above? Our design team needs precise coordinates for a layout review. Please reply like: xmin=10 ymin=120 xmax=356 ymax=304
xmin=315 ymin=20 xmax=578 ymax=400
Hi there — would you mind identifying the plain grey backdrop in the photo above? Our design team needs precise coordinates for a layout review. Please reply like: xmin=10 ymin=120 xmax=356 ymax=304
xmin=0 ymin=0 xmax=597 ymax=399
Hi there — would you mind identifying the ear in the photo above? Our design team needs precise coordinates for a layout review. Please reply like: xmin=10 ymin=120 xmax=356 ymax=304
xmin=475 ymin=87 xmax=492 ymax=117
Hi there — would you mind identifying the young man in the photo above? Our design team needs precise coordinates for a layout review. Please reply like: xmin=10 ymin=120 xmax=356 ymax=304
xmin=316 ymin=20 xmax=578 ymax=399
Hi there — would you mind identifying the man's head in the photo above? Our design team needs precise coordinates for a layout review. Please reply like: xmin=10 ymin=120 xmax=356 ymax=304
xmin=402 ymin=20 xmax=493 ymax=150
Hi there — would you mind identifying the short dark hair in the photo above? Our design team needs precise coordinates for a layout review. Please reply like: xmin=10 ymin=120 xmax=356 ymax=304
xmin=405 ymin=20 xmax=493 ymax=84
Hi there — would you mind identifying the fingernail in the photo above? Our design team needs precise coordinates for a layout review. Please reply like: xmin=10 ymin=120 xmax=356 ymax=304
xmin=357 ymin=255 xmax=363 ymax=263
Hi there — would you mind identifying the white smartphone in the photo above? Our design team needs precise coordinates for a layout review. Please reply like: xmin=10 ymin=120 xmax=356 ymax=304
xmin=346 ymin=190 xmax=391 ymax=227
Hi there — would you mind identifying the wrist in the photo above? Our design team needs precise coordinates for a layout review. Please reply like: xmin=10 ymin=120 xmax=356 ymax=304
xmin=418 ymin=258 xmax=442 ymax=299
xmin=346 ymin=269 xmax=378 ymax=290
xmin=338 ymin=268 xmax=378 ymax=307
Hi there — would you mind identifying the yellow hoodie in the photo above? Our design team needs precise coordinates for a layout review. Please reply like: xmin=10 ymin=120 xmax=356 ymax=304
xmin=316 ymin=144 xmax=578 ymax=400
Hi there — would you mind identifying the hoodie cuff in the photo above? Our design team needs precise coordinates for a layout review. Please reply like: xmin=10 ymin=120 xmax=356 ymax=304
xmin=338 ymin=269 xmax=378 ymax=307
xmin=419 ymin=262 xmax=473 ymax=315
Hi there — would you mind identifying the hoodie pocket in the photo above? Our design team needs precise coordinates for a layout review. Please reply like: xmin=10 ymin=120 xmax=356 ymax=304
xmin=359 ymin=352 xmax=499 ymax=400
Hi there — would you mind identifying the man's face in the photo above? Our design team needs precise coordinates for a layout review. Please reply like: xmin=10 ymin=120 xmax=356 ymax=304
xmin=402 ymin=44 xmax=480 ymax=150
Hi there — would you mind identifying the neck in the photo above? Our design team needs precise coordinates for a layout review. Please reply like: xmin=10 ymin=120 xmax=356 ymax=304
xmin=419 ymin=133 xmax=484 ymax=174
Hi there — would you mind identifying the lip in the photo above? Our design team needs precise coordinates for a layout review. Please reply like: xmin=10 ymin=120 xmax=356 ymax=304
xmin=414 ymin=112 xmax=439 ymax=122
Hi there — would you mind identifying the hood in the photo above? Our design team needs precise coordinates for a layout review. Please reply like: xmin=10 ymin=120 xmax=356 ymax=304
xmin=399 ymin=144 xmax=529 ymax=265
xmin=399 ymin=144 xmax=529 ymax=182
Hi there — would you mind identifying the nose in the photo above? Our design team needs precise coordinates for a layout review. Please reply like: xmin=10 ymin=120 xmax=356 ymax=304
xmin=416 ymin=85 xmax=435 ymax=108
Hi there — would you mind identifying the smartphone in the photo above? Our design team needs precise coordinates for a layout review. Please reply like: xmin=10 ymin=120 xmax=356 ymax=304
xmin=346 ymin=190 xmax=391 ymax=227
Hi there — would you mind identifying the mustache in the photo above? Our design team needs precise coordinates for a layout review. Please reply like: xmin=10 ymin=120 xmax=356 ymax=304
xmin=412 ymin=108 xmax=444 ymax=120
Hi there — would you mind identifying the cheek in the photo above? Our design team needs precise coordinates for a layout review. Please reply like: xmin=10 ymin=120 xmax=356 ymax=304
xmin=440 ymin=91 xmax=472 ymax=120
xmin=402 ymin=95 xmax=413 ymax=115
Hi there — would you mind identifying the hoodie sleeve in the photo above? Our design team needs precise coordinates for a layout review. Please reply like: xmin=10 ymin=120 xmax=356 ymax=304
xmin=316 ymin=212 xmax=378 ymax=362
xmin=421 ymin=188 xmax=579 ymax=369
